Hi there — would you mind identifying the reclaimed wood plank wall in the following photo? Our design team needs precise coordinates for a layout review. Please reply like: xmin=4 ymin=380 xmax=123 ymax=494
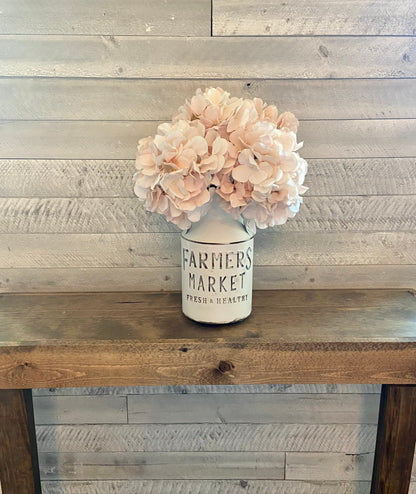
xmin=1 ymin=0 xmax=416 ymax=292
xmin=0 ymin=0 xmax=415 ymax=492
xmin=31 ymin=385 xmax=415 ymax=493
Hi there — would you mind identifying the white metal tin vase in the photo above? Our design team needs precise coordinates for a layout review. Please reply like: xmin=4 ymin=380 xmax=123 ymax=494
xmin=181 ymin=201 xmax=254 ymax=324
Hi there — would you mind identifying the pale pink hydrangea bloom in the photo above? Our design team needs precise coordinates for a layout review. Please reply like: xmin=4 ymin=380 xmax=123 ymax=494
xmin=134 ymin=87 xmax=308 ymax=231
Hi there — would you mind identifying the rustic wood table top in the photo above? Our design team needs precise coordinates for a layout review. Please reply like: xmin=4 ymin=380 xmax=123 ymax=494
xmin=1 ymin=289 xmax=416 ymax=494
xmin=0 ymin=289 xmax=415 ymax=389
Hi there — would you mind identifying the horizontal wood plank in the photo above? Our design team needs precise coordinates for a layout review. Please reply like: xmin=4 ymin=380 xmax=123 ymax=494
xmin=251 ymin=265 xmax=416 ymax=289
xmin=286 ymin=452 xmax=416 ymax=481
xmin=0 ymin=290 xmax=414 ymax=388
xmin=0 ymin=0 xmax=211 ymax=36
xmin=2 ymin=264 xmax=414 ymax=293
xmin=0 ymin=198 xmax=177 ymax=234
xmin=1 ymin=158 xmax=415 ymax=198
xmin=2 ymin=196 xmax=415 ymax=234
xmin=127 ymin=393 xmax=379 ymax=424
xmin=33 ymin=396 xmax=127 ymax=425
xmin=213 ymin=0 xmax=416 ymax=35
xmin=286 ymin=452 xmax=374 ymax=481
xmin=0 ymin=120 xmax=154 ymax=160
xmin=1 ymin=36 xmax=415 ymax=79
xmin=0 ymin=233 xmax=180 ymax=268
xmin=35 ymin=423 xmax=377 ymax=453
xmin=0 ymin=159 xmax=137 ymax=198
xmin=39 ymin=480 xmax=376 ymax=494
xmin=38 ymin=451 xmax=285 ymax=480
xmin=2 ymin=120 xmax=416 ymax=159
xmin=2 ymin=79 xmax=416 ymax=121
xmin=32 ymin=384 xmax=382 ymax=396
xmin=3 ymin=289 xmax=414 ymax=314
xmin=38 ymin=451 xmax=416 ymax=482
xmin=302 ymin=158 xmax=416 ymax=196
xmin=41 ymin=480 xmax=397 ymax=494
xmin=1 ymin=232 xmax=414 ymax=268
xmin=1 ymin=340 xmax=414 ymax=388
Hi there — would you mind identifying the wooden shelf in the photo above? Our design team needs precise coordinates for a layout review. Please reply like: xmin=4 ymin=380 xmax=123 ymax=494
xmin=1 ymin=289 xmax=415 ymax=494
xmin=0 ymin=289 xmax=415 ymax=389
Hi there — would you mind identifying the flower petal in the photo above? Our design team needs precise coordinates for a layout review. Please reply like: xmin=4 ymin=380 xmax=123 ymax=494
xmin=232 ymin=164 xmax=252 ymax=182
xmin=249 ymin=169 xmax=268 ymax=185
xmin=188 ymin=136 xmax=208 ymax=156
xmin=212 ymin=136 xmax=229 ymax=156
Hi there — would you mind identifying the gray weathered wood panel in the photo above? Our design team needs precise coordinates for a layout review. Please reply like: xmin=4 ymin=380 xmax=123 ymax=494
xmin=286 ymin=452 xmax=416 ymax=481
xmin=2 ymin=265 xmax=414 ymax=293
xmin=38 ymin=452 xmax=286 ymax=480
xmin=1 ymin=36 xmax=415 ymax=79
xmin=2 ymin=79 xmax=416 ymax=120
xmin=0 ymin=0 xmax=211 ymax=36
xmin=0 ymin=198 xmax=178 ymax=234
xmin=213 ymin=0 xmax=416 ymax=35
xmin=2 ymin=232 xmax=414 ymax=268
xmin=40 ymin=480 xmax=377 ymax=494
xmin=1 ymin=120 xmax=416 ymax=159
xmin=36 ymin=423 xmax=377 ymax=453
xmin=33 ymin=384 xmax=382 ymax=396
xmin=1 ymin=158 xmax=415 ymax=198
xmin=33 ymin=396 xmax=128 ymax=425
xmin=127 ymin=394 xmax=379 ymax=424
xmin=286 ymin=452 xmax=374 ymax=481
xmin=1 ymin=0 xmax=415 ymax=490
xmin=2 ymin=196 xmax=414 ymax=233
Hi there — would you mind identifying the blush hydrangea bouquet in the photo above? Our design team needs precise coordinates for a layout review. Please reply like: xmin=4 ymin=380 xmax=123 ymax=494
xmin=134 ymin=87 xmax=308 ymax=232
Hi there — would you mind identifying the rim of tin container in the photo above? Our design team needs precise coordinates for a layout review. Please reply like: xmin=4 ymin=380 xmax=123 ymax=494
xmin=181 ymin=234 xmax=255 ymax=245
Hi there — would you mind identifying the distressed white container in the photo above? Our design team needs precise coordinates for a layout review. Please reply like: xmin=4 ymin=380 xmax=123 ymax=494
xmin=181 ymin=203 xmax=254 ymax=324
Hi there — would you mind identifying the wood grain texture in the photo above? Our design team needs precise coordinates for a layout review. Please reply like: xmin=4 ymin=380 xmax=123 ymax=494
xmin=2 ymin=79 xmax=416 ymax=120
xmin=1 ymin=158 xmax=416 ymax=198
xmin=287 ymin=451 xmax=416 ymax=481
xmin=36 ymin=423 xmax=377 ymax=453
xmin=0 ymin=290 xmax=414 ymax=388
xmin=38 ymin=451 xmax=416 ymax=482
xmin=1 ymin=290 xmax=414 ymax=342
xmin=37 ymin=484 xmax=410 ymax=494
xmin=127 ymin=393 xmax=379 ymax=424
xmin=1 ymin=36 xmax=415 ymax=79
xmin=1 ymin=232 xmax=414 ymax=268
xmin=0 ymin=0 xmax=211 ymax=36
xmin=2 ymin=196 xmax=415 ymax=234
xmin=370 ymin=384 xmax=416 ymax=494
xmin=302 ymin=158 xmax=416 ymax=196
xmin=2 ymin=120 xmax=416 ymax=159
xmin=38 ymin=451 xmax=285 ymax=480
xmin=286 ymin=452 xmax=375 ymax=481
xmin=251 ymin=265 xmax=416 ymax=289
xmin=1 ymin=265 xmax=415 ymax=294
xmin=0 ymin=159 xmax=138 ymax=198
xmin=33 ymin=396 xmax=127 ymax=425
xmin=0 ymin=389 xmax=40 ymax=494
xmin=0 ymin=120 xmax=155 ymax=160
xmin=0 ymin=198 xmax=177 ymax=234
xmin=1 ymin=0 xmax=415 ymax=491
xmin=38 ymin=480 xmax=380 ymax=494
xmin=213 ymin=0 xmax=416 ymax=35
xmin=33 ymin=383 xmax=382 ymax=396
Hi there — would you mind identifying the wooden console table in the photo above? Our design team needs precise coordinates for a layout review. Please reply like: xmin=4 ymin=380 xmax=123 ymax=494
xmin=0 ymin=289 xmax=415 ymax=493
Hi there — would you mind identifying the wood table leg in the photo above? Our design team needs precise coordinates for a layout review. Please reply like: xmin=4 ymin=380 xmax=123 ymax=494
xmin=371 ymin=384 xmax=416 ymax=494
xmin=0 ymin=389 xmax=42 ymax=494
